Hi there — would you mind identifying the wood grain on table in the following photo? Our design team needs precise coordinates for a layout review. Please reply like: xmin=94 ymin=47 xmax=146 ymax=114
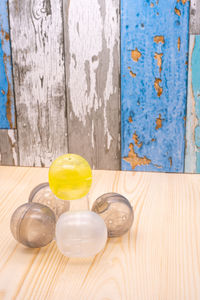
xmin=0 ymin=166 xmax=200 ymax=300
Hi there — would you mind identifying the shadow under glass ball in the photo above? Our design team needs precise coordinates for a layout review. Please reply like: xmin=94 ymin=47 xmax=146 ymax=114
xmin=29 ymin=183 xmax=70 ymax=220
xmin=10 ymin=202 xmax=56 ymax=248
xmin=92 ymin=193 xmax=134 ymax=238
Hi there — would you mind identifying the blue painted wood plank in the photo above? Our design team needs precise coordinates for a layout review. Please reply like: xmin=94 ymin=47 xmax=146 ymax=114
xmin=121 ymin=0 xmax=189 ymax=172
xmin=185 ymin=35 xmax=200 ymax=173
xmin=0 ymin=0 xmax=15 ymax=128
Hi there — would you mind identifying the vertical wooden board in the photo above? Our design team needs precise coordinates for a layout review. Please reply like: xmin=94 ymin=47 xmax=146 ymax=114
xmin=185 ymin=35 xmax=200 ymax=173
xmin=8 ymin=0 xmax=68 ymax=167
xmin=121 ymin=0 xmax=189 ymax=172
xmin=190 ymin=0 xmax=200 ymax=35
xmin=63 ymin=0 xmax=120 ymax=170
xmin=0 ymin=0 xmax=15 ymax=129
xmin=0 ymin=130 xmax=18 ymax=165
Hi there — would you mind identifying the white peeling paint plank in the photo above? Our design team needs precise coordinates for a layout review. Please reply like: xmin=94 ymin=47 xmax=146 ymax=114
xmin=9 ymin=0 xmax=68 ymax=167
xmin=63 ymin=0 xmax=120 ymax=170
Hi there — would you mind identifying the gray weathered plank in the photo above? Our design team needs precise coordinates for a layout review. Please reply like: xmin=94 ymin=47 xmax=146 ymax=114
xmin=190 ymin=0 xmax=200 ymax=34
xmin=8 ymin=0 xmax=68 ymax=167
xmin=63 ymin=0 xmax=120 ymax=170
xmin=0 ymin=130 xmax=18 ymax=165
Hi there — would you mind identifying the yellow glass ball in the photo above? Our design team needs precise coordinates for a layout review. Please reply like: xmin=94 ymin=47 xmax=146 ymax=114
xmin=49 ymin=154 xmax=92 ymax=200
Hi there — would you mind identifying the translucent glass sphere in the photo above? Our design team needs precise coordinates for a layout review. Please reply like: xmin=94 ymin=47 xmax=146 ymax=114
xmin=49 ymin=154 xmax=92 ymax=200
xmin=55 ymin=211 xmax=107 ymax=257
xmin=92 ymin=193 xmax=134 ymax=238
xmin=10 ymin=203 xmax=56 ymax=248
xmin=29 ymin=182 xmax=70 ymax=219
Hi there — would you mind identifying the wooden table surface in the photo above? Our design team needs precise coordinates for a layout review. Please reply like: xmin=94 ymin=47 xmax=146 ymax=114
xmin=0 ymin=166 xmax=200 ymax=300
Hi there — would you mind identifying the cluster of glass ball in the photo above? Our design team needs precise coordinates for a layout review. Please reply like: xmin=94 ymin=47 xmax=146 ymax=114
xmin=10 ymin=154 xmax=134 ymax=258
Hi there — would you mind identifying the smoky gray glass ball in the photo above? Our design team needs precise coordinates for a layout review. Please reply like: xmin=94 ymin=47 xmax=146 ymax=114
xmin=92 ymin=193 xmax=134 ymax=238
xmin=10 ymin=202 xmax=56 ymax=248
xmin=29 ymin=182 xmax=70 ymax=220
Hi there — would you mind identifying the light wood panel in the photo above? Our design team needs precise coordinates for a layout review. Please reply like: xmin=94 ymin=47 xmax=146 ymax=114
xmin=0 ymin=130 xmax=18 ymax=165
xmin=63 ymin=0 xmax=120 ymax=169
xmin=0 ymin=166 xmax=200 ymax=299
xmin=8 ymin=0 xmax=68 ymax=167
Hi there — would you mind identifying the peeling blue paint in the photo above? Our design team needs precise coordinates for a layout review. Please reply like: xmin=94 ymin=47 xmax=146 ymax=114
xmin=121 ymin=0 xmax=189 ymax=172
xmin=191 ymin=35 xmax=200 ymax=172
xmin=0 ymin=0 xmax=15 ymax=129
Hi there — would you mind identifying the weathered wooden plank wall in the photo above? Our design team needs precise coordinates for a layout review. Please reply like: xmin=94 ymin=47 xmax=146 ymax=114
xmin=0 ymin=0 xmax=15 ymax=129
xmin=0 ymin=0 xmax=120 ymax=169
xmin=63 ymin=0 xmax=120 ymax=169
xmin=121 ymin=0 xmax=190 ymax=172
xmin=1 ymin=0 xmax=200 ymax=172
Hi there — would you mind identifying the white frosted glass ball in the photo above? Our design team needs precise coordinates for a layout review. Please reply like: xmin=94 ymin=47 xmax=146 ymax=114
xmin=55 ymin=211 xmax=107 ymax=257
